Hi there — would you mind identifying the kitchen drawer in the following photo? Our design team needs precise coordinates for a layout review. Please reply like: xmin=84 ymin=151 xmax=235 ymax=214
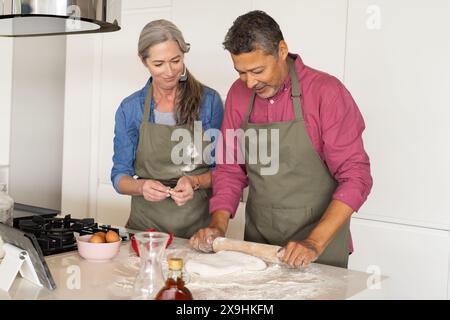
xmin=348 ymin=217 xmax=450 ymax=299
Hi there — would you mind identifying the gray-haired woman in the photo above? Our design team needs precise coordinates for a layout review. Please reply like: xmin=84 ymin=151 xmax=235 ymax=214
xmin=111 ymin=20 xmax=224 ymax=237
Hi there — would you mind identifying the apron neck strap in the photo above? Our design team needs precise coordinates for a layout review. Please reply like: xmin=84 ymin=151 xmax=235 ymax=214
xmin=243 ymin=91 xmax=256 ymax=124
xmin=143 ymin=83 xmax=153 ymax=124
xmin=244 ymin=56 xmax=303 ymax=124
xmin=288 ymin=57 xmax=303 ymax=121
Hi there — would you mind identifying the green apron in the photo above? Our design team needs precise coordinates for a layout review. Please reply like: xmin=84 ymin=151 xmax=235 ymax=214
xmin=126 ymin=84 xmax=211 ymax=239
xmin=243 ymin=57 xmax=350 ymax=268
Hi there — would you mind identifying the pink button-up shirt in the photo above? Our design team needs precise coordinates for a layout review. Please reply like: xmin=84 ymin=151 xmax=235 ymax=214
xmin=210 ymin=54 xmax=373 ymax=251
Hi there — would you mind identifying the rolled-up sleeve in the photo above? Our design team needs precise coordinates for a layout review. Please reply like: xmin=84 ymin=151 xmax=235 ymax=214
xmin=111 ymin=102 xmax=138 ymax=194
xmin=320 ymin=82 xmax=373 ymax=212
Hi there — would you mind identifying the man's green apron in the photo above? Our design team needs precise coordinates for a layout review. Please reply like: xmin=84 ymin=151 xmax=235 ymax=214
xmin=126 ymin=84 xmax=211 ymax=239
xmin=242 ymin=57 xmax=350 ymax=268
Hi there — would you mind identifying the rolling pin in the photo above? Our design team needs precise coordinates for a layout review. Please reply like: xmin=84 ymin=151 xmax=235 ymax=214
xmin=212 ymin=237 xmax=283 ymax=264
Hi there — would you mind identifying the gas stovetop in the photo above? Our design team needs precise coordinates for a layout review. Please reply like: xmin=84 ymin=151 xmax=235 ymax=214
xmin=12 ymin=204 xmax=129 ymax=256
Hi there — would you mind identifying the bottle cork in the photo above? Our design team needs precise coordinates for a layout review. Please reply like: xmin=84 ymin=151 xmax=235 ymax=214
xmin=168 ymin=258 xmax=183 ymax=271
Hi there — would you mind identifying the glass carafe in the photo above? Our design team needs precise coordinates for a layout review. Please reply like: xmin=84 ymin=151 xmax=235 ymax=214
xmin=133 ymin=231 xmax=169 ymax=300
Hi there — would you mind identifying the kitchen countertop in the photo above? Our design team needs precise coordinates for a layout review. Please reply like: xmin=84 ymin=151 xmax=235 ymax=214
xmin=1 ymin=237 xmax=388 ymax=300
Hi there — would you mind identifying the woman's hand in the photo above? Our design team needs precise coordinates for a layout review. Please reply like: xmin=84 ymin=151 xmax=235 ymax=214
xmin=141 ymin=179 xmax=171 ymax=202
xmin=170 ymin=176 xmax=194 ymax=206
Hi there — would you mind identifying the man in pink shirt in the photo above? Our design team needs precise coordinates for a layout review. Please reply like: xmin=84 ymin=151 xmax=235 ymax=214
xmin=190 ymin=11 xmax=372 ymax=268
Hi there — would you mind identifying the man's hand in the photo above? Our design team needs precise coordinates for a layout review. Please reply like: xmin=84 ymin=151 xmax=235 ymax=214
xmin=279 ymin=200 xmax=354 ymax=268
xmin=189 ymin=227 xmax=225 ymax=252
xmin=190 ymin=210 xmax=231 ymax=252
xmin=279 ymin=239 xmax=323 ymax=268
xmin=169 ymin=176 xmax=194 ymax=206
xmin=141 ymin=180 xmax=171 ymax=202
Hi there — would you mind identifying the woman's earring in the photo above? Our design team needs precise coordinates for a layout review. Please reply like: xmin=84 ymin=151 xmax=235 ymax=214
xmin=179 ymin=65 xmax=188 ymax=82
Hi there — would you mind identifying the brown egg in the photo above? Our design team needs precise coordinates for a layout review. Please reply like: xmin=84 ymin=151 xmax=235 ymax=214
xmin=89 ymin=234 xmax=105 ymax=243
xmin=95 ymin=232 xmax=107 ymax=242
xmin=105 ymin=230 xmax=120 ymax=243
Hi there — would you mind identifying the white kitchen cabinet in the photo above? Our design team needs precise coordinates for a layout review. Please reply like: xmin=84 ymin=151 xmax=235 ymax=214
xmin=62 ymin=34 xmax=100 ymax=218
xmin=349 ymin=217 xmax=450 ymax=299
xmin=96 ymin=183 xmax=131 ymax=227
xmin=0 ymin=38 xmax=13 ymax=168
xmin=345 ymin=0 xmax=450 ymax=228
xmin=344 ymin=0 xmax=450 ymax=299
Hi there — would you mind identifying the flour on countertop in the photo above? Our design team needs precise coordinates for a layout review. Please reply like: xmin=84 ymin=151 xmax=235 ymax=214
xmin=112 ymin=239 xmax=348 ymax=300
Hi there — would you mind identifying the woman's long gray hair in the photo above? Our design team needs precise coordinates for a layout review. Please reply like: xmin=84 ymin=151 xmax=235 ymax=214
xmin=138 ymin=20 xmax=203 ymax=128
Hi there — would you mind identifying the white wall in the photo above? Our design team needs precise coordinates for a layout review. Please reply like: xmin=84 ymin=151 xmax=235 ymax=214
xmin=62 ymin=0 xmax=450 ymax=298
xmin=8 ymin=36 xmax=65 ymax=209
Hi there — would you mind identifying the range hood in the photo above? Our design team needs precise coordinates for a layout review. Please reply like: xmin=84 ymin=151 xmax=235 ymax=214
xmin=0 ymin=0 xmax=121 ymax=37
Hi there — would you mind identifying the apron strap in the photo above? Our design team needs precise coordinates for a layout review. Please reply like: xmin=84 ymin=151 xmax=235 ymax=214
xmin=243 ymin=56 xmax=303 ymax=125
xmin=243 ymin=92 xmax=256 ymax=126
xmin=142 ymin=83 xmax=153 ymax=126
xmin=287 ymin=57 xmax=303 ymax=121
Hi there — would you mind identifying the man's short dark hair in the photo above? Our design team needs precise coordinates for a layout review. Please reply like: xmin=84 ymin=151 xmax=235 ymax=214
xmin=223 ymin=10 xmax=284 ymax=56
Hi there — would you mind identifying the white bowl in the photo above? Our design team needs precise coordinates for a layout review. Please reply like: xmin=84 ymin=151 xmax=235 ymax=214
xmin=76 ymin=234 xmax=121 ymax=262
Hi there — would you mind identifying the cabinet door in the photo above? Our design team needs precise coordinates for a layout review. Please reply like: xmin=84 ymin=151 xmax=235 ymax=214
xmin=349 ymin=218 xmax=450 ymax=299
xmin=96 ymin=183 xmax=131 ymax=227
xmin=0 ymin=38 xmax=12 ymax=167
xmin=345 ymin=0 xmax=450 ymax=228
